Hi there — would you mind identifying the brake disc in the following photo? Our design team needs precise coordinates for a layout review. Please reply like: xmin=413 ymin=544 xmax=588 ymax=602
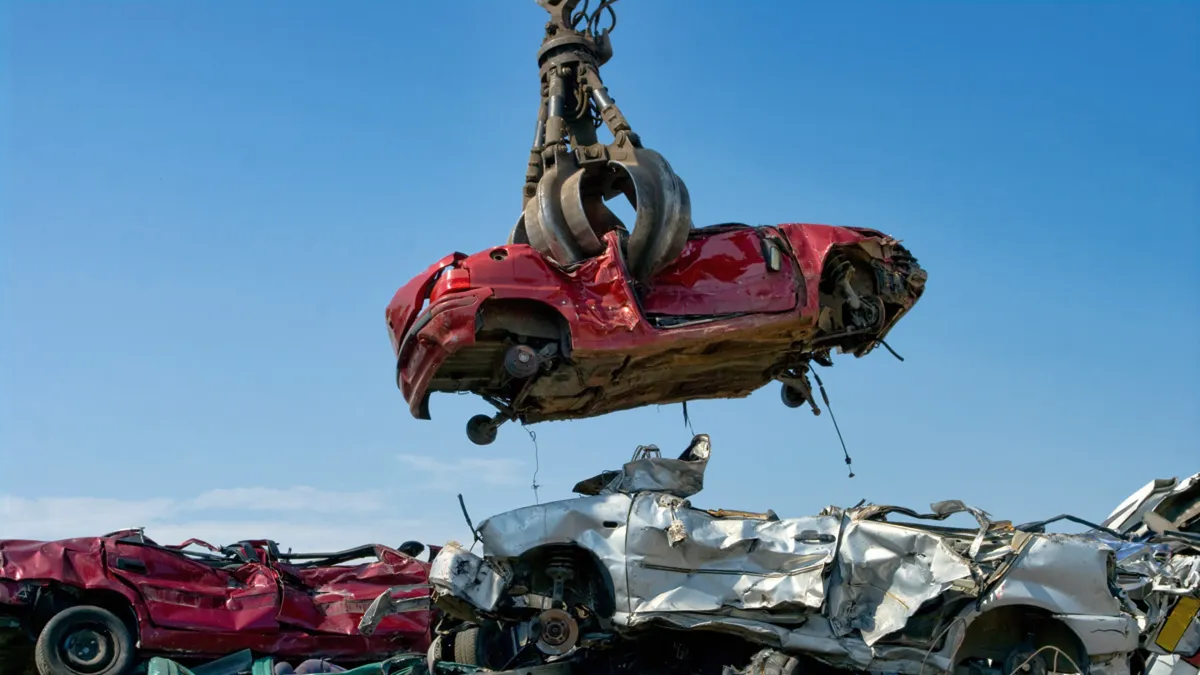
xmin=514 ymin=0 xmax=693 ymax=282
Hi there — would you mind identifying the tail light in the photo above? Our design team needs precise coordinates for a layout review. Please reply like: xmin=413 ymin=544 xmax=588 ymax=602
xmin=428 ymin=266 xmax=471 ymax=304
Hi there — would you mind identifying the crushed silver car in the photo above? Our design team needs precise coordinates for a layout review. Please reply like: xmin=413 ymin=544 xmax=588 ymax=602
xmin=417 ymin=435 xmax=1139 ymax=675
xmin=1096 ymin=473 xmax=1199 ymax=675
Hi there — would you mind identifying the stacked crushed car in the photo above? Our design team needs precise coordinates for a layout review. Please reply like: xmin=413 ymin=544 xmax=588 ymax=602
xmin=0 ymin=536 xmax=436 ymax=674
xmin=361 ymin=439 xmax=1200 ymax=675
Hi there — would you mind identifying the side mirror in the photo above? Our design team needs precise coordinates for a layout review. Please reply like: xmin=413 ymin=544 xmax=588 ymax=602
xmin=398 ymin=541 xmax=426 ymax=558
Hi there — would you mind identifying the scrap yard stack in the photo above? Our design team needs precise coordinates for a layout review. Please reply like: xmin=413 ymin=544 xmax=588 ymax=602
xmin=1 ymin=2 xmax=1196 ymax=675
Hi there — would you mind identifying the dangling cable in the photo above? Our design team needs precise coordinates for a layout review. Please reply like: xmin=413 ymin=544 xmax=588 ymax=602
xmin=880 ymin=339 xmax=905 ymax=362
xmin=811 ymin=371 xmax=855 ymax=478
xmin=523 ymin=423 xmax=542 ymax=504
xmin=682 ymin=401 xmax=695 ymax=436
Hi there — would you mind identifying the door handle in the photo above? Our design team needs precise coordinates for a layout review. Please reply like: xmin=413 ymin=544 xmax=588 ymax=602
xmin=795 ymin=530 xmax=835 ymax=544
xmin=116 ymin=558 xmax=147 ymax=573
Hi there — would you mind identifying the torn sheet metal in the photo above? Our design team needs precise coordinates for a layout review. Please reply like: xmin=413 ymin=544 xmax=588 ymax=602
xmin=572 ymin=434 xmax=711 ymax=499
xmin=1104 ymin=473 xmax=1200 ymax=539
xmin=424 ymin=433 xmax=1138 ymax=674
xmin=0 ymin=532 xmax=433 ymax=662
xmin=428 ymin=541 xmax=510 ymax=617
xmin=1146 ymin=654 xmax=1200 ymax=675
xmin=1094 ymin=471 xmax=1200 ymax=662
xmin=827 ymin=518 xmax=975 ymax=645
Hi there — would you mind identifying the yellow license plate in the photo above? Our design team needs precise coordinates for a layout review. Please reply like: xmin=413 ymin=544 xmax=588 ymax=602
xmin=1155 ymin=595 xmax=1200 ymax=653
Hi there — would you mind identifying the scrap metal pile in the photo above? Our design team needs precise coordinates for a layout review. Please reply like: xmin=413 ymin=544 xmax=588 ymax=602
xmin=2 ymin=2 xmax=1196 ymax=675
xmin=4 ymin=456 xmax=1196 ymax=675
xmin=376 ymin=442 xmax=1200 ymax=675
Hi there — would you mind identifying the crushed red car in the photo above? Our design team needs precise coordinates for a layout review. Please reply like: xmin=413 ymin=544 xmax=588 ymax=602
xmin=0 ymin=530 xmax=435 ymax=674
xmin=386 ymin=222 xmax=926 ymax=444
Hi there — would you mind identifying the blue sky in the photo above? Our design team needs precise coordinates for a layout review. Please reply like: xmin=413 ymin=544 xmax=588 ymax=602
xmin=2 ymin=1 xmax=1197 ymax=550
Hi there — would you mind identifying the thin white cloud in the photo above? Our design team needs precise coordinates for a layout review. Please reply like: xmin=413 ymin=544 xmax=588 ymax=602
xmin=0 ymin=453 xmax=532 ymax=549
xmin=397 ymin=454 xmax=526 ymax=490
xmin=142 ymin=518 xmax=445 ymax=554
xmin=190 ymin=486 xmax=386 ymax=514
xmin=0 ymin=488 xmax=467 ymax=552
xmin=2 ymin=495 xmax=179 ymax=537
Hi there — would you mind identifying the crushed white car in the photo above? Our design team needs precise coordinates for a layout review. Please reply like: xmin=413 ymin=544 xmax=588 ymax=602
xmin=421 ymin=435 xmax=1139 ymax=675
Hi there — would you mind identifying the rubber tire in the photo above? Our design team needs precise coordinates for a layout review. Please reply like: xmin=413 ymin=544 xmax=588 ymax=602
xmin=452 ymin=626 xmax=482 ymax=666
xmin=35 ymin=606 xmax=134 ymax=675
xmin=452 ymin=625 xmax=515 ymax=669
xmin=465 ymin=415 xmax=498 ymax=446
xmin=780 ymin=384 xmax=806 ymax=409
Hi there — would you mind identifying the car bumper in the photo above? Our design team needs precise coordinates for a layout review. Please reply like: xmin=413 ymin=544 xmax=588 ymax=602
xmin=1054 ymin=611 xmax=1141 ymax=657
xmin=397 ymin=288 xmax=491 ymax=419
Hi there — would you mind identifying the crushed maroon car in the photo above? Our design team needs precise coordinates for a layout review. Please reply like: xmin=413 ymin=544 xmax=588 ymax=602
xmin=386 ymin=222 xmax=927 ymax=444
xmin=0 ymin=530 xmax=435 ymax=674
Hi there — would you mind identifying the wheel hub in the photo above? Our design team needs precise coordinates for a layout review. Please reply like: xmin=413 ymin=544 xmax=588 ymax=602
xmin=533 ymin=607 xmax=579 ymax=655
xmin=847 ymin=296 xmax=882 ymax=329
xmin=63 ymin=627 xmax=110 ymax=669
xmin=503 ymin=344 xmax=541 ymax=379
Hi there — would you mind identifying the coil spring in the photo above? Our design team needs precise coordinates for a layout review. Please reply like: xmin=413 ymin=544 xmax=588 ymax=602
xmin=823 ymin=253 xmax=854 ymax=291
xmin=545 ymin=551 xmax=576 ymax=581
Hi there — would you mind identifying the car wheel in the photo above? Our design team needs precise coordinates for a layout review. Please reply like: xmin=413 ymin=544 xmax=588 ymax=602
xmin=452 ymin=625 xmax=514 ymax=669
xmin=35 ymin=606 xmax=134 ymax=675
xmin=452 ymin=626 xmax=482 ymax=666
xmin=465 ymin=415 xmax=498 ymax=446
xmin=780 ymin=383 xmax=808 ymax=409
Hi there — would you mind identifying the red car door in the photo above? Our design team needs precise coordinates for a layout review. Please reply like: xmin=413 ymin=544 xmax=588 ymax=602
xmin=274 ymin=545 xmax=430 ymax=640
xmin=106 ymin=539 xmax=280 ymax=632
xmin=639 ymin=225 xmax=800 ymax=318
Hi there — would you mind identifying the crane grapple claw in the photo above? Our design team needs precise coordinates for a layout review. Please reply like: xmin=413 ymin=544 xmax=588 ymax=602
xmin=516 ymin=0 xmax=693 ymax=283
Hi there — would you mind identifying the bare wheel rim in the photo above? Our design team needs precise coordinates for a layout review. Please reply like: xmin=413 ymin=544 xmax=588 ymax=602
xmin=60 ymin=625 xmax=113 ymax=672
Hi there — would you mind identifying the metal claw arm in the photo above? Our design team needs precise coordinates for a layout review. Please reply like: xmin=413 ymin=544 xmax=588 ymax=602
xmin=513 ymin=0 xmax=692 ymax=284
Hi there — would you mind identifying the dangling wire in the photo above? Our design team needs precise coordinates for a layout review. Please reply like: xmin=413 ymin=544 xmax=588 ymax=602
xmin=523 ymin=423 xmax=542 ymax=504
xmin=681 ymin=401 xmax=695 ymax=436
xmin=879 ymin=339 xmax=905 ymax=362
xmin=811 ymin=371 xmax=855 ymax=478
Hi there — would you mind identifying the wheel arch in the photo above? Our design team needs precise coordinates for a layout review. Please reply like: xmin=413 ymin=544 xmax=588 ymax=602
xmin=515 ymin=543 xmax=618 ymax=619
xmin=30 ymin=583 xmax=140 ymax=642
xmin=953 ymin=604 xmax=1089 ymax=673
xmin=477 ymin=298 xmax=572 ymax=359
